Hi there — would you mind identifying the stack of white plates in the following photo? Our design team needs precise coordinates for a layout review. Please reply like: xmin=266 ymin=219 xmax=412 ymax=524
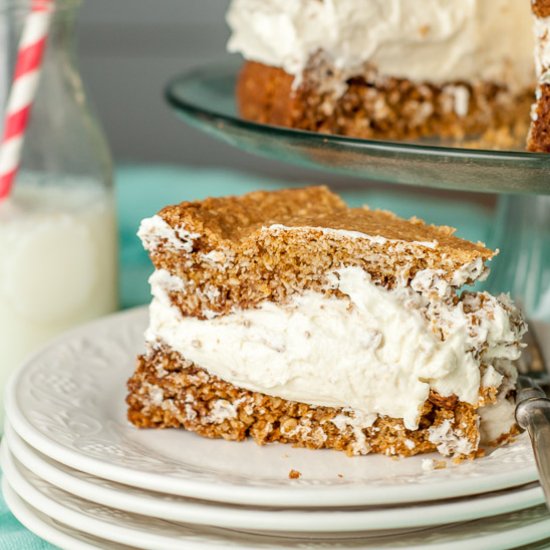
xmin=3 ymin=308 xmax=550 ymax=549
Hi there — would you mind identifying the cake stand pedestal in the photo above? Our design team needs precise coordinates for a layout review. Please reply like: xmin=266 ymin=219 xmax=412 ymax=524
xmin=165 ymin=59 xmax=550 ymax=321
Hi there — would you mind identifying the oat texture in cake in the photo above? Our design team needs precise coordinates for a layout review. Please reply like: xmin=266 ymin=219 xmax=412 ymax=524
xmin=528 ymin=0 xmax=550 ymax=152
xmin=227 ymin=0 xmax=535 ymax=145
xmin=127 ymin=186 xmax=526 ymax=459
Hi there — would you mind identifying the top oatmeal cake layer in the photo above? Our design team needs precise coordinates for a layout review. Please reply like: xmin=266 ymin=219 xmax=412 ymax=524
xmin=157 ymin=186 xmax=492 ymax=261
xmin=141 ymin=187 xmax=495 ymax=318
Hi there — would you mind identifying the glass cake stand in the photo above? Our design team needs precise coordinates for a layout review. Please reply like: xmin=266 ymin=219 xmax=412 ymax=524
xmin=165 ymin=58 xmax=550 ymax=321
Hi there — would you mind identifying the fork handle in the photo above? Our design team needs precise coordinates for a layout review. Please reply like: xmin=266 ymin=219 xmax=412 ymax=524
xmin=516 ymin=376 xmax=550 ymax=508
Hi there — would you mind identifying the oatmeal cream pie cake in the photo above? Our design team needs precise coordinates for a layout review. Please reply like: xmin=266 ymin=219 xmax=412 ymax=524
xmin=528 ymin=0 xmax=550 ymax=152
xmin=227 ymin=0 xmax=535 ymax=144
xmin=127 ymin=187 xmax=526 ymax=459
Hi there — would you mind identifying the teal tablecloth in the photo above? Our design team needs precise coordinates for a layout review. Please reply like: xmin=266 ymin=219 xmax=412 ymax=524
xmin=0 ymin=164 xmax=492 ymax=549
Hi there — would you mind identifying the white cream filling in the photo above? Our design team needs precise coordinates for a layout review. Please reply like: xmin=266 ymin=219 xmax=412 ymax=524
xmin=146 ymin=266 xmax=521 ymax=431
xmin=478 ymin=396 xmax=516 ymax=444
xmin=227 ymin=0 xmax=535 ymax=91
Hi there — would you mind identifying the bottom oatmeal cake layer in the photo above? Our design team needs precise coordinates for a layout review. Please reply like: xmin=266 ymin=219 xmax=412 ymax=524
xmin=126 ymin=346 xmax=505 ymax=459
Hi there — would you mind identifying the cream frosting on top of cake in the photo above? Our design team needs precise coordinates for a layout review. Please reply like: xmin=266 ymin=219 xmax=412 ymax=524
xmin=146 ymin=265 xmax=524 ymax=432
xmin=227 ymin=0 xmax=535 ymax=91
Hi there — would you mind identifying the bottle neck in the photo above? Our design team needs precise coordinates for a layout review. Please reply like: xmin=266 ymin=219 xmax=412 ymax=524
xmin=47 ymin=2 xmax=82 ymax=94
xmin=0 ymin=0 xmax=81 ymax=75
xmin=49 ymin=2 xmax=78 ymax=53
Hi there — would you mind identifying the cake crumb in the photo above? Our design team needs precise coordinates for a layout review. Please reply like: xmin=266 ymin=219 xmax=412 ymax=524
xmin=418 ymin=24 xmax=430 ymax=37
xmin=289 ymin=469 xmax=301 ymax=479
xmin=422 ymin=458 xmax=446 ymax=471
xmin=422 ymin=458 xmax=435 ymax=471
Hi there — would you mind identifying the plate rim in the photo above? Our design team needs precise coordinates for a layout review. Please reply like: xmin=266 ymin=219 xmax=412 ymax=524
xmin=1 ymin=479 xmax=132 ymax=550
xmin=5 ymin=422 xmax=545 ymax=532
xmin=1 ymin=444 xmax=206 ymax=550
xmin=3 ymin=442 xmax=550 ymax=550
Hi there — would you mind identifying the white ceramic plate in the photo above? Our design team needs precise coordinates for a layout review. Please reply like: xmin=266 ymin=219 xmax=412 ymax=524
xmin=5 ymin=307 xmax=539 ymax=507
xmin=2 ymin=480 xmax=134 ymax=550
xmin=3 ymin=442 xmax=550 ymax=550
xmin=4 ymin=422 xmax=545 ymax=533
xmin=5 ymin=481 xmax=550 ymax=550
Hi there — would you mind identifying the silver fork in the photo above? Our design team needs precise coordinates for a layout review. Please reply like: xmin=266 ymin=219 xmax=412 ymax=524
xmin=515 ymin=324 xmax=550 ymax=508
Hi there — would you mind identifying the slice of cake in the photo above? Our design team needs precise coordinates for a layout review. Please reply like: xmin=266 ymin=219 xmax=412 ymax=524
xmin=227 ymin=0 xmax=535 ymax=145
xmin=127 ymin=187 xmax=526 ymax=458
xmin=528 ymin=0 xmax=550 ymax=152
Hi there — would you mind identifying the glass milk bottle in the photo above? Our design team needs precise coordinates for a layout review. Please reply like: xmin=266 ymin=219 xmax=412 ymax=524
xmin=0 ymin=0 xmax=118 ymax=431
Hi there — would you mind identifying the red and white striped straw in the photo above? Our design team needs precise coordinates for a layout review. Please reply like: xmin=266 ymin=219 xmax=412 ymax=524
xmin=0 ymin=0 xmax=53 ymax=201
